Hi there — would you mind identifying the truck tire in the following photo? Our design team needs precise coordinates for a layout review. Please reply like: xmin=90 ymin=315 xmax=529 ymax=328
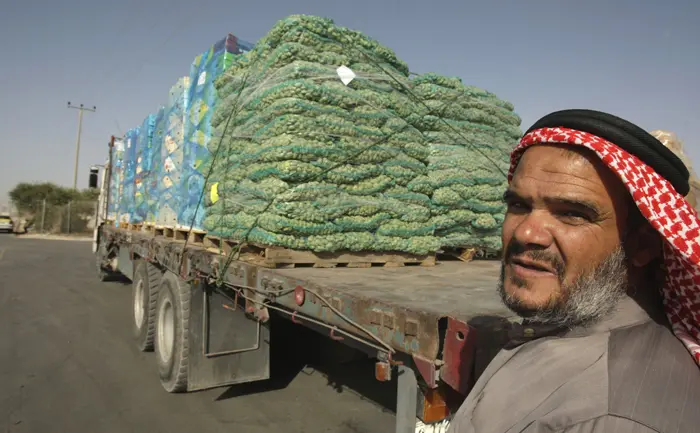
xmin=132 ymin=261 xmax=162 ymax=352
xmin=154 ymin=272 xmax=190 ymax=393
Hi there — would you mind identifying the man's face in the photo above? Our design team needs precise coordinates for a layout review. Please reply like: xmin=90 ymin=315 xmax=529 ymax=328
xmin=500 ymin=144 xmax=632 ymax=324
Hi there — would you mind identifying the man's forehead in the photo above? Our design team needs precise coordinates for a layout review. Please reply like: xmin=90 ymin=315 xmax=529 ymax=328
xmin=514 ymin=145 xmax=603 ymax=181
xmin=511 ymin=144 xmax=626 ymax=202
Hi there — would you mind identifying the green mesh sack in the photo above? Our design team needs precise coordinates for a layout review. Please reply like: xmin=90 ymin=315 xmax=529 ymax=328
xmin=200 ymin=15 xmax=525 ymax=254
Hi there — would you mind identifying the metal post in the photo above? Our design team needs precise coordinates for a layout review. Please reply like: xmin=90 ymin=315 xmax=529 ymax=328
xmin=67 ymin=102 xmax=97 ymax=190
xmin=74 ymin=109 xmax=83 ymax=189
xmin=67 ymin=201 xmax=72 ymax=234
xmin=40 ymin=199 xmax=46 ymax=233
xmin=396 ymin=365 xmax=418 ymax=433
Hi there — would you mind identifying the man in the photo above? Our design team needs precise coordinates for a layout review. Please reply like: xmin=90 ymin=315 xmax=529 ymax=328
xmin=449 ymin=109 xmax=700 ymax=433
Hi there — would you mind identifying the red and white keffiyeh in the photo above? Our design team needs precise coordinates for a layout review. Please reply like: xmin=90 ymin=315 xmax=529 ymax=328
xmin=510 ymin=127 xmax=700 ymax=365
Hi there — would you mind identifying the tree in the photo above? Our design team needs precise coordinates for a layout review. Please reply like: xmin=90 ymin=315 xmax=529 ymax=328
xmin=9 ymin=182 xmax=99 ymax=233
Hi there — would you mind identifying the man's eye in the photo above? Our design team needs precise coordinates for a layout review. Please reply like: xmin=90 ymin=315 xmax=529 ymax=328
xmin=506 ymin=201 xmax=528 ymax=212
xmin=559 ymin=210 xmax=589 ymax=221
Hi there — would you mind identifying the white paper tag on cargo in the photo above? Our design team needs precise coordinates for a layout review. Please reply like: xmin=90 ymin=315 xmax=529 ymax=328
xmin=198 ymin=71 xmax=207 ymax=86
xmin=164 ymin=157 xmax=175 ymax=172
xmin=336 ymin=65 xmax=356 ymax=86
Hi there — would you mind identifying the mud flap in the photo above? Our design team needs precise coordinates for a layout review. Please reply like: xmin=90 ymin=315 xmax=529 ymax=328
xmin=117 ymin=246 xmax=134 ymax=280
xmin=187 ymin=280 xmax=270 ymax=391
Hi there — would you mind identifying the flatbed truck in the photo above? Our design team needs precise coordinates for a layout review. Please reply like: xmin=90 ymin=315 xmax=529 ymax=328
xmin=91 ymin=141 xmax=514 ymax=433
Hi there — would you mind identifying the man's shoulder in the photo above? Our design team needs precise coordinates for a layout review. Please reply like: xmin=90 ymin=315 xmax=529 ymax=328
xmin=607 ymin=320 xmax=700 ymax=432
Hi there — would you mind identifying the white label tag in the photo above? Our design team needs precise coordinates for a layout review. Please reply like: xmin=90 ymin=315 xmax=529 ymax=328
xmin=164 ymin=157 xmax=175 ymax=172
xmin=198 ymin=71 xmax=207 ymax=86
xmin=336 ymin=65 xmax=356 ymax=86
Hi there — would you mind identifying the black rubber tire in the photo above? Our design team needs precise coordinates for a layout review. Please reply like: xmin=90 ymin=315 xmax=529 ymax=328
xmin=132 ymin=261 xmax=162 ymax=352
xmin=154 ymin=272 xmax=190 ymax=393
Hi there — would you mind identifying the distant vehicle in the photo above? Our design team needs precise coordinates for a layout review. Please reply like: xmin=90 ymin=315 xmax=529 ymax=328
xmin=0 ymin=213 xmax=13 ymax=233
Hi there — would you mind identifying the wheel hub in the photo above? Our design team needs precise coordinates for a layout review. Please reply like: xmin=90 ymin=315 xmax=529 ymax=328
xmin=157 ymin=298 xmax=175 ymax=364
xmin=134 ymin=280 xmax=145 ymax=328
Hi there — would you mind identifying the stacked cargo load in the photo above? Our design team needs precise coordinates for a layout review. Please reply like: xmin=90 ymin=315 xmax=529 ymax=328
xmin=198 ymin=15 xmax=519 ymax=255
xmin=155 ymin=77 xmax=190 ymax=228
xmin=107 ymin=137 xmax=125 ymax=222
xmin=134 ymin=113 xmax=156 ymax=224
xmin=146 ymin=107 xmax=166 ymax=225
xmin=202 ymin=15 xmax=443 ymax=255
xmin=406 ymin=73 xmax=521 ymax=252
xmin=119 ymin=127 xmax=140 ymax=225
xmin=179 ymin=34 xmax=254 ymax=231
xmin=106 ymin=15 xmax=521 ymax=257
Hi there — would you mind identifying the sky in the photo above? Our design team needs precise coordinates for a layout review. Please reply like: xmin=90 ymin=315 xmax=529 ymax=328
xmin=0 ymin=0 xmax=698 ymax=207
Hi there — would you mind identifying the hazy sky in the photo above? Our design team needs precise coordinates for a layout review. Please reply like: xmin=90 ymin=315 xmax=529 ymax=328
xmin=0 ymin=0 xmax=698 ymax=205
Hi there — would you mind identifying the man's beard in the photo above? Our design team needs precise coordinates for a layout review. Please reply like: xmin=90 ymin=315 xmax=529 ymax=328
xmin=498 ymin=246 xmax=628 ymax=328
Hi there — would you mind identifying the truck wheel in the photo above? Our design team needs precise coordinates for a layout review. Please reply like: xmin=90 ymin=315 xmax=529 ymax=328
xmin=132 ymin=261 xmax=162 ymax=352
xmin=154 ymin=272 xmax=190 ymax=393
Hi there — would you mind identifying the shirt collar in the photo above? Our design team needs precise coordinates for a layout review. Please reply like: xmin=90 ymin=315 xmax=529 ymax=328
xmin=504 ymin=295 xmax=662 ymax=349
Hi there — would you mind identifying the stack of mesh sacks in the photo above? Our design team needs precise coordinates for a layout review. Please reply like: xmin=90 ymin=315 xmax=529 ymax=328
xmin=201 ymin=15 xmax=520 ymax=255
xmin=406 ymin=74 xmax=522 ymax=251
xmin=202 ymin=15 xmax=442 ymax=255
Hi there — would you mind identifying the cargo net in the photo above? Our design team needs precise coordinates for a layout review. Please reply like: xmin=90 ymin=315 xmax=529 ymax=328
xmin=194 ymin=15 xmax=521 ymax=260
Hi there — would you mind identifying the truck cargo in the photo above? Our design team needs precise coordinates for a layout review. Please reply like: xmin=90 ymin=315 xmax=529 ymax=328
xmin=93 ymin=15 xmax=519 ymax=432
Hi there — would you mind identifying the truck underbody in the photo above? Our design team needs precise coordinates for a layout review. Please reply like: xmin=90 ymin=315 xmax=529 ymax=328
xmin=95 ymin=223 xmax=513 ymax=432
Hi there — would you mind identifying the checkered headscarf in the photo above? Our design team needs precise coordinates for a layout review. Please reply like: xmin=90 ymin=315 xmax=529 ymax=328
xmin=510 ymin=126 xmax=700 ymax=365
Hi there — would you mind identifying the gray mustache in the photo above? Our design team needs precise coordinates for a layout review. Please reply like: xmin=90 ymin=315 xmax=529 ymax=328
xmin=505 ymin=240 xmax=566 ymax=279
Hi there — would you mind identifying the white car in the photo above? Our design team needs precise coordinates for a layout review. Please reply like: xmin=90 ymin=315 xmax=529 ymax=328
xmin=0 ymin=213 xmax=13 ymax=233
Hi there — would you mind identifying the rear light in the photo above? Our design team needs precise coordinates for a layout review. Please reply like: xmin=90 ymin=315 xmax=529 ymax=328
xmin=418 ymin=387 xmax=451 ymax=424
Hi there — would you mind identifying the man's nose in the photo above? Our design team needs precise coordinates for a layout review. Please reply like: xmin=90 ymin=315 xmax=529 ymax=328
xmin=513 ymin=211 xmax=554 ymax=249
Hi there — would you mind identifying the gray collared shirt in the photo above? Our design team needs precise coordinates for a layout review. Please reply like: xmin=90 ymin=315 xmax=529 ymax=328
xmin=449 ymin=297 xmax=700 ymax=433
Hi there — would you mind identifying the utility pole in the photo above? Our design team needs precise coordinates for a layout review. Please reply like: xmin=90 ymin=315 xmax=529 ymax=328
xmin=67 ymin=102 xmax=97 ymax=190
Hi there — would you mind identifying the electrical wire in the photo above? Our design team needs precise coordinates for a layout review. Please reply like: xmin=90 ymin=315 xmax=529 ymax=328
xmin=345 ymin=44 xmax=508 ymax=179
xmin=219 ymin=285 xmax=393 ymax=355
xmin=213 ymin=279 xmax=395 ymax=353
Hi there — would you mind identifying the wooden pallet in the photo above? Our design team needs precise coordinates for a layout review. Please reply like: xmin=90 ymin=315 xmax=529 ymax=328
xmin=122 ymin=225 xmax=435 ymax=269
xmin=133 ymin=225 xmax=207 ymax=245
xmin=202 ymin=235 xmax=435 ymax=269
xmin=127 ymin=223 xmax=143 ymax=232
xmin=438 ymin=247 xmax=501 ymax=262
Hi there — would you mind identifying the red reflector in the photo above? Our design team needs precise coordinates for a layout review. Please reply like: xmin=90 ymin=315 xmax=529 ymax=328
xmin=375 ymin=361 xmax=391 ymax=382
xmin=294 ymin=285 xmax=305 ymax=306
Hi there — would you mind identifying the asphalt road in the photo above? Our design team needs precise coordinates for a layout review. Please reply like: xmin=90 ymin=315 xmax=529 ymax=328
xmin=0 ymin=235 xmax=397 ymax=433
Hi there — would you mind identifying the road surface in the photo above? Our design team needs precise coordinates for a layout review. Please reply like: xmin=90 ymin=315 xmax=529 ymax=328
xmin=0 ymin=235 xmax=397 ymax=433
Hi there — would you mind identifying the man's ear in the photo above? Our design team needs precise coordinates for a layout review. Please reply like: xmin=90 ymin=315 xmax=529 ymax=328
xmin=625 ymin=223 xmax=663 ymax=268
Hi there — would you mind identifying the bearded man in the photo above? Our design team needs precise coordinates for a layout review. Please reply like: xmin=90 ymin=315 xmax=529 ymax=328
xmin=449 ymin=110 xmax=700 ymax=433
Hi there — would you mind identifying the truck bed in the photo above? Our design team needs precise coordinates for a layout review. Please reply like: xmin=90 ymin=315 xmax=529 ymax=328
xmin=277 ymin=261 xmax=511 ymax=323
xmin=104 ymin=225 xmax=514 ymax=363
